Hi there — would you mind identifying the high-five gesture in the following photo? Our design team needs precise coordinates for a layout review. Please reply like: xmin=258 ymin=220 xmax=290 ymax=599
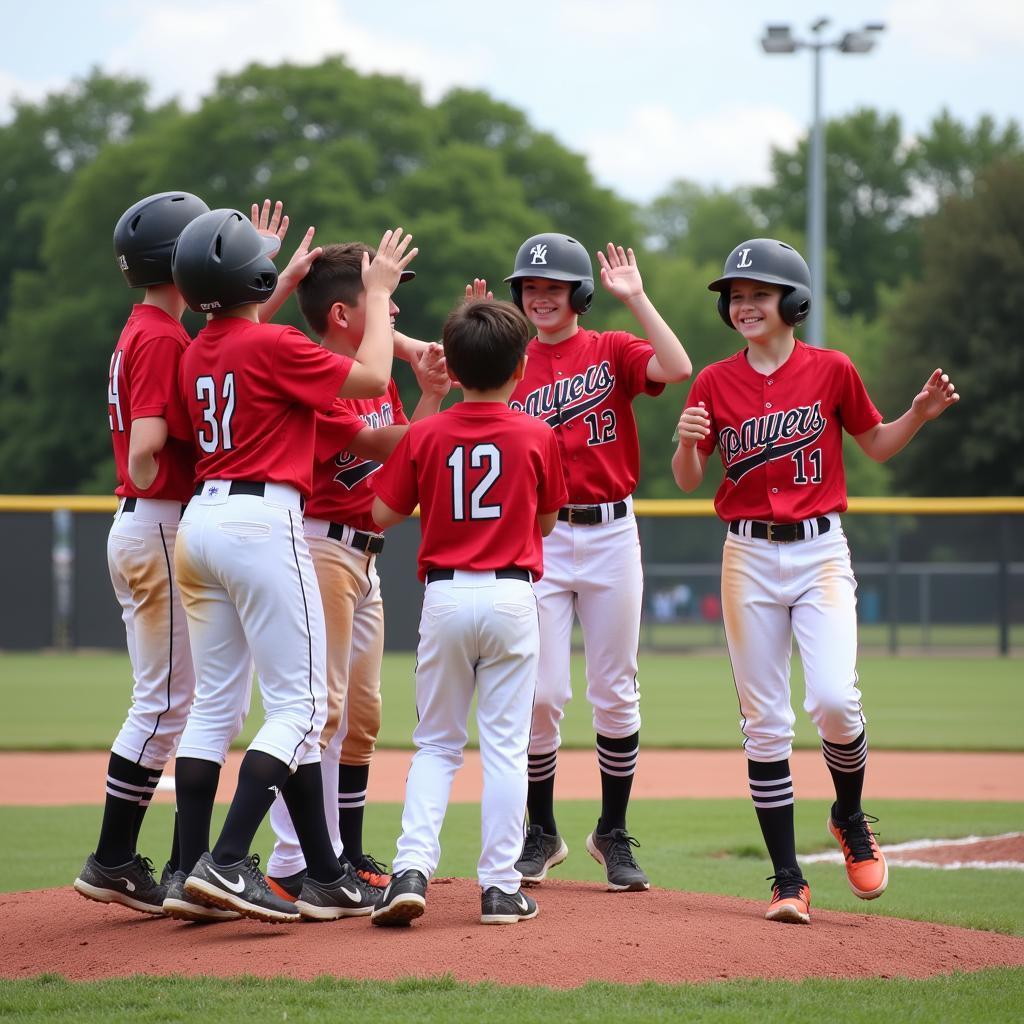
xmin=597 ymin=244 xmax=644 ymax=302
xmin=464 ymin=278 xmax=493 ymax=302
xmin=250 ymin=198 xmax=289 ymax=257
xmin=911 ymin=369 xmax=960 ymax=421
xmin=362 ymin=228 xmax=417 ymax=295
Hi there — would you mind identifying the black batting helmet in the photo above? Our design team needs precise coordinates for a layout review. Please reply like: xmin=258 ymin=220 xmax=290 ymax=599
xmin=113 ymin=191 xmax=210 ymax=288
xmin=707 ymin=238 xmax=812 ymax=329
xmin=171 ymin=209 xmax=279 ymax=313
xmin=504 ymin=233 xmax=594 ymax=314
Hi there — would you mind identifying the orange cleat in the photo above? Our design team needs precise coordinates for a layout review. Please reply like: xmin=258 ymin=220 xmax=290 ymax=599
xmin=765 ymin=868 xmax=811 ymax=924
xmin=265 ymin=870 xmax=303 ymax=902
xmin=829 ymin=810 xmax=888 ymax=900
xmin=353 ymin=853 xmax=391 ymax=889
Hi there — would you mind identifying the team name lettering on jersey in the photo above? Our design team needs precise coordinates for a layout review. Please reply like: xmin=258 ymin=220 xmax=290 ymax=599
xmin=510 ymin=361 xmax=615 ymax=427
xmin=333 ymin=401 xmax=394 ymax=490
xmin=719 ymin=402 xmax=827 ymax=483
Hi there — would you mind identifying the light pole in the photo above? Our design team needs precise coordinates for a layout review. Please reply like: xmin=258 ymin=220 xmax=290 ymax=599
xmin=761 ymin=19 xmax=885 ymax=346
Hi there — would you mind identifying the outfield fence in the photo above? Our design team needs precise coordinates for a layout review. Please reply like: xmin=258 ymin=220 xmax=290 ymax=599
xmin=2 ymin=496 xmax=1022 ymax=655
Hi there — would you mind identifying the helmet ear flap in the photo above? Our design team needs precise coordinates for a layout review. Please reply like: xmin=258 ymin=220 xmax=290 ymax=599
xmin=570 ymin=281 xmax=594 ymax=314
xmin=716 ymin=291 xmax=735 ymax=330
xmin=779 ymin=286 xmax=811 ymax=326
xmin=509 ymin=280 xmax=524 ymax=311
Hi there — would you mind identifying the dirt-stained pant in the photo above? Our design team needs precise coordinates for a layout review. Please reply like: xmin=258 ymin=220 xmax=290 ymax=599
xmin=268 ymin=522 xmax=385 ymax=876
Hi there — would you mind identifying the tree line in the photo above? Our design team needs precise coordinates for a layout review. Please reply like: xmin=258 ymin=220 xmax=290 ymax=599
xmin=0 ymin=58 xmax=1020 ymax=498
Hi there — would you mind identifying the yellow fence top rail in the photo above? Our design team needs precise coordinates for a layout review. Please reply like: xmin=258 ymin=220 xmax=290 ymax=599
xmin=2 ymin=495 xmax=1023 ymax=515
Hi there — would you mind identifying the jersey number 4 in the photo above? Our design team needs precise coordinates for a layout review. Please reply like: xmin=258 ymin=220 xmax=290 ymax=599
xmin=447 ymin=443 xmax=501 ymax=520
xmin=195 ymin=374 xmax=236 ymax=453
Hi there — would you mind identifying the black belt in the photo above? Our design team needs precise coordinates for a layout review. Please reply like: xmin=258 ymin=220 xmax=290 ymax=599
xmin=120 ymin=497 xmax=186 ymax=516
xmin=425 ymin=567 xmax=532 ymax=584
xmin=194 ymin=480 xmax=304 ymax=511
xmin=557 ymin=501 xmax=628 ymax=526
xmin=729 ymin=517 xmax=831 ymax=543
xmin=327 ymin=521 xmax=385 ymax=554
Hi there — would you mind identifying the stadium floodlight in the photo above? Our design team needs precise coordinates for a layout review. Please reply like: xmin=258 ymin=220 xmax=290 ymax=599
xmin=760 ymin=18 xmax=886 ymax=346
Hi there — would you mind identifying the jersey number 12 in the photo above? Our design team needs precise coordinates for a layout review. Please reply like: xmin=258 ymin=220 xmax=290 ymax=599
xmin=447 ymin=443 xmax=502 ymax=520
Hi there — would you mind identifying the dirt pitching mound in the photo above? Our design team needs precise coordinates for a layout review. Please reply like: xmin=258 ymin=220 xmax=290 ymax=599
xmin=4 ymin=880 xmax=1023 ymax=988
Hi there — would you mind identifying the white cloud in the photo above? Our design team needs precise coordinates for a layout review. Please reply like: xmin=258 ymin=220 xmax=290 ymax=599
xmin=104 ymin=0 xmax=484 ymax=109
xmin=0 ymin=69 xmax=62 ymax=122
xmin=580 ymin=102 xmax=804 ymax=201
xmin=555 ymin=0 xmax=659 ymax=36
xmin=886 ymin=0 xmax=1024 ymax=59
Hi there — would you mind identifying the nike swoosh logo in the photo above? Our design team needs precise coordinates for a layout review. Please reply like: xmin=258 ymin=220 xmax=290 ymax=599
xmin=515 ymin=894 xmax=529 ymax=910
xmin=209 ymin=867 xmax=246 ymax=893
xmin=115 ymin=877 xmax=136 ymax=893
xmin=341 ymin=886 xmax=361 ymax=901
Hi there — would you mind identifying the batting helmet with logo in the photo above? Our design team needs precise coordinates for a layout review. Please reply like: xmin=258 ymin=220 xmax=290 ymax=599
xmin=707 ymin=238 xmax=812 ymax=329
xmin=504 ymin=233 xmax=595 ymax=314
xmin=171 ymin=209 xmax=279 ymax=313
xmin=113 ymin=191 xmax=210 ymax=288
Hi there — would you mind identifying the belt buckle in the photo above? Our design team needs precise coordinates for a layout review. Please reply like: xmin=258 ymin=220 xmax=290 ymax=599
xmin=768 ymin=523 xmax=797 ymax=543
xmin=566 ymin=507 xmax=584 ymax=526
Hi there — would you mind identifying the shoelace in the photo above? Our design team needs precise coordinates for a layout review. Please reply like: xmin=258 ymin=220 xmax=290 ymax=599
xmin=838 ymin=813 xmax=880 ymax=862
xmin=133 ymin=854 xmax=158 ymax=880
xmin=359 ymin=853 xmax=389 ymax=876
xmin=241 ymin=853 xmax=273 ymax=893
xmin=521 ymin=827 xmax=547 ymax=863
xmin=767 ymin=871 xmax=807 ymax=899
xmin=603 ymin=830 xmax=642 ymax=868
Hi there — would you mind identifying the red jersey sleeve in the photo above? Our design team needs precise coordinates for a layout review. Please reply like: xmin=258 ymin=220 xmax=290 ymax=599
xmin=686 ymin=370 xmax=718 ymax=455
xmin=314 ymin=401 xmax=368 ymax=463
xmin=373 ymin=429 xmax=419 ymax=515
xmin=128 ymin=332 xmax=186 ymax=421
xmin=612 ymin=331 xmax=665 ymax=399
xmin=538 ymin=428 xmax=569 ymax=513
xmin=271 ymin=326 xmax=353 ymax=412
xmin=837 ymin=355 xmax=883 ymax=436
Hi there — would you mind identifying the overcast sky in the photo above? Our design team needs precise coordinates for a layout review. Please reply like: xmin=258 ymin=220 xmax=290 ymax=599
xmin=4 ymin=0 xmax=1021 ymax=202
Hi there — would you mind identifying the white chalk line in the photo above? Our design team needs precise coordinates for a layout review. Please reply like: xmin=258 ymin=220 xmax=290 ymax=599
xmin=803 ymin=832 xmax=1024 ymax=871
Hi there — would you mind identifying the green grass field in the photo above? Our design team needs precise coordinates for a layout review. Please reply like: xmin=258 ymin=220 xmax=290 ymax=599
xmin=2 ymin=650 xmax=1022 ymax=751
xmin=2 ymin=649 xmax=1021 ymax=1020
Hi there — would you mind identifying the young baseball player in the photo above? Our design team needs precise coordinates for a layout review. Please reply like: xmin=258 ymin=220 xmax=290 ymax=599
xmin=673 ymin=238 xmax=960 ymax=924
xmin=504 ymin=235 xmax=691 ymax=892
xmin=264 ymin=242 xmax=449 ymax=900
xmin=369 ymin=298 xmax=568 ymax=927
xmin=166 ymin=211 xmax=416 ymax=924
xmin=74 ymin=191 xmax=210 ymax=916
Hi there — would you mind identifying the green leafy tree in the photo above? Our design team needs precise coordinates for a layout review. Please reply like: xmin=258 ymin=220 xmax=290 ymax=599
xmin=876 ymin=158 xmax=1024 ymax=495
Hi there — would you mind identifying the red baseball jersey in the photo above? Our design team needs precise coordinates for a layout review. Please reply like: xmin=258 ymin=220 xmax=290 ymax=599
xmin=179 ymin=318 xmax=351 ymax=496
xmin=510 ymin=328 xmax=663 ymax=503
xmin=687 ymin=341 xmax=883 ymax=522
xmin=373 ymin=402 xmax=568 ymax=581
xmin=306 ymin=380 xmax=408 ymax=530
xmin=108 ymin=304 xmax=196 ymax=502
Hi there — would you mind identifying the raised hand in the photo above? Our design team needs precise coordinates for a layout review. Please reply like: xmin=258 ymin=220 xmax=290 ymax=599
xmin=464 ymin=278 xmax=493 ymax=301
xmin=911 ymin=369 xmax=960 ymax=421
xmin=597 ymin=243 xmax=644 ymax=302
xmin=362 ymin=228 xmax=418 ymax=295
xmin=250 ymin=198 xmax=289 ymax=257
xmin=278 ymin=226 xmax=322 ymax=285
xmin=676 ymin=402 xmax=711 ymax=448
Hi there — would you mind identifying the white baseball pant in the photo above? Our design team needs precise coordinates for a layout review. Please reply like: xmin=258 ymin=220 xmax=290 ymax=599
xmin=107 ymin=498 xmax=193 ymax=770
xmin=393 ymin=570 xmax=538 ymax=892
xmin=721 ymin=513 xmax=865 ymax=763
xmin=174 ymin=483 xmax=328 ymax=770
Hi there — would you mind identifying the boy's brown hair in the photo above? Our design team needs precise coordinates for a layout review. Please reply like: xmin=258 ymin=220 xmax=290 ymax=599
xmin=442 ymin=299 xmax=530 ymax=391
xmin=296 ymin=242 xmax=372 ymax=336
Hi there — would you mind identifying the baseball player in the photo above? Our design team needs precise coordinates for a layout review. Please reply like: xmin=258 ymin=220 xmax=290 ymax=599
xmin=264 ymin=242 xmax=449 ymax=900
xmin=504 ymin=235 xmax=691 ymax=891
xmin=370 ymin=298 xmax=568 ymax=927
xmin=74 ymin=191 xmax=209 ymax=916
xmin=167 ymin=211 xmax=415 ymax=923
xmin=673 ymin=238 xmax=960 ymax=924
